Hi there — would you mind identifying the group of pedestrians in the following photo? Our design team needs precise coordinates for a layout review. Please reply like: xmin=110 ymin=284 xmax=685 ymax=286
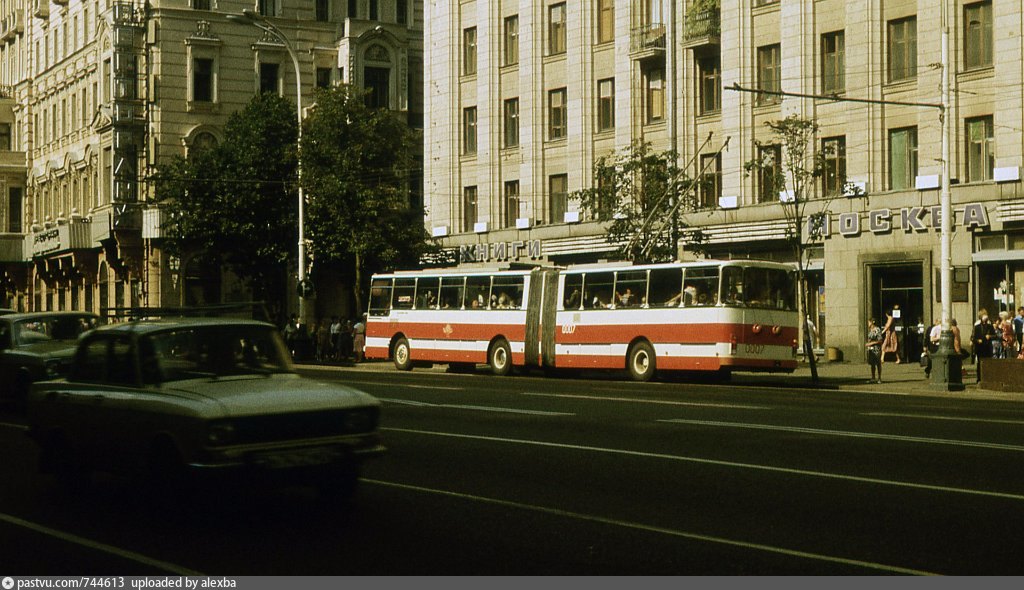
xmin=282 ymin=314 xmax=367 ymax=363
xmin=868 ymin=306 xmax=1024 ymax=383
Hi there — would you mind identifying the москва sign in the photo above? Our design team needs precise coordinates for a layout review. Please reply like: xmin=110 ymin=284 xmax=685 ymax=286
xmin=812 ymin=203 xmax=990 ymax=238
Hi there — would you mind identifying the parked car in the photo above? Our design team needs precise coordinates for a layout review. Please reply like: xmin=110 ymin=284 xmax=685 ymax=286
xmin=0 ymin=311 xmax=100 ymax=407
xmin=26 ymin=317 xmax=385 ymax=496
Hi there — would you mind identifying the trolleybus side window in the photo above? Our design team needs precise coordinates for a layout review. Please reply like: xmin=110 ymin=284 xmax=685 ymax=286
xmin=721 ymin=266 xmax=744 ymax=305
xmin=393 ymin=278 xmax=416 ymax=310
xmin=492 ymin=275 xmax=525 ymax=309
xmin=368 ymin=278 xmax=393 ymax=316
xmin=415 ymin=277 xmax=440 ymax=309
xmin=584 ymin=272 xmax=615 ymax=309
xmin=465 ymin=276 xmax=492 ymax=309
xmin=682 ymin=267 xmax=720 ymax=307
xmin=649 ymin=268 xmax=684 ymax=307
xmin=439 ymin=276 xmax=465 ymax=309
xmin=563 ymin=274 xmax=584 ymax=310
xmin=614 ymin=270 xmax=648 ymax=308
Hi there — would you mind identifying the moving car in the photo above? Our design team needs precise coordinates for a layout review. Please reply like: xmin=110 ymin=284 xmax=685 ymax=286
xmin=0 ymin=311 xmax=100 ymax=406
xmin=26 ymin=317 xmax=385 ymax=496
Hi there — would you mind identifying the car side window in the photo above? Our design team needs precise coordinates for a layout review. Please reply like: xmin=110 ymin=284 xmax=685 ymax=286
xmin=0 ymin=323 xmax=10 ymax=350
xmin=107 ymin=336 xmax=138 ymax=387
xmin=73 ymin=337 xmax=109 ymax=383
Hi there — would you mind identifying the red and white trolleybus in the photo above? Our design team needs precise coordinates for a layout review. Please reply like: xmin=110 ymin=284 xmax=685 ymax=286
xmin=365 ymin=260 xmax=799 ymax=381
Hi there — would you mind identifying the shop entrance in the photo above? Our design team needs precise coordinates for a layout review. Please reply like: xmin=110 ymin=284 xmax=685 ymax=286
xmin=871 ymin=264 xmax=926 ymax=362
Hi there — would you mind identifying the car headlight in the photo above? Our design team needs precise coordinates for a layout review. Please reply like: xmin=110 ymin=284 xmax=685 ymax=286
xmin=207 ymin=421 xmax=236 ymax=445
xmin=343 ymin=408 xmax=376 ymax=433
xmin=45 ymin=359 xmax=63 ymax=378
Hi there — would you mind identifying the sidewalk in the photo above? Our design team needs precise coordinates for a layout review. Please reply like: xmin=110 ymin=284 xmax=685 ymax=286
xmin=296 ymin=357 xmax=1024 ymax=402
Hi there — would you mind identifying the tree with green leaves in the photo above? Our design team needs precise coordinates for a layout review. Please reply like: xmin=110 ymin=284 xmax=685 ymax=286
xmin=301 ymin=84 xmax=429 ymax=315
xmin=152 ymin=93 xmax=299 ymax=316
xmin=744 ymin=114 xmax=846 ymax=383
xmin=571 ymin=141 xmax=699 ymax=264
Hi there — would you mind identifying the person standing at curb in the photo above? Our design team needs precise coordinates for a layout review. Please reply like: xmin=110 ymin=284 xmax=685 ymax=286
xmin=972 ymin=311 xmax=995 ymax=382
xmin=881 ymin=309 xmax=901 ymax=364
xmin=866 ymin=317 xmax=884 ymax=384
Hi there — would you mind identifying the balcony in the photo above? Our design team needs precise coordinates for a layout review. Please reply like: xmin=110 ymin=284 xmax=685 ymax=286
xmin=683 ymin=8 xmax=720 ymax=49
xmin=630 ymin=23 xmax=666 ymax=58
xmin=31 ymin=0 xmax=47 ymax=19
xmin=0 ymin=11 xmax=24 ymax=43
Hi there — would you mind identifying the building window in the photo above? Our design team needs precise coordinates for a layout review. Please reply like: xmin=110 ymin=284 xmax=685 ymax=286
xmin=364 ymin=66 xmax=390 ymax=108
xmin=643 ymin=64 xmax=664 ymax=123
xmin=463 ymin=106 xmax=477 ymax=154
xmin=504 ymin=15 xmax=519 ymax=66
xmin=757 ymin=145 xmax=782 ymax=203
xmin=259 ymin=62 xmax=279 ymax=95
xmin=316 ymin=67 xmax=332 ymax=88
xmin=966 ymin=116 xmax=995 ymax=182
xmin=597 ymin=78 xmax=615 ymax=132
xmin=257 ymin=0 xmax=277 ymax=17
xmin=463 ymin=186 xmax=478 ymax=232
xmin=698 ymin=56 xmax=720 ymax=114
xmin=504 ymin=181 xmax=521 ymax=228
xmin=821 ymin=136 xmax=846 ymax=196
xmin=549 ymin=174 xmax=568 ymax=223
xmin=756 ymin=44 xmax=781 ymax=105
xmin=597 ymin=0 xmax=614 ymax=44
xmin=369 ymin=0 xmax=379 ymax=20
xmin=348 ymin=0 xmax=357 ymax=18
xmin=193 ymin=58 xmax=214 ymax=102
xmin=699 ymin=154 xmax=721 ymax=209
xmin=7 ymin=187 xmax=22 ymax=233
xmin=888 ymin=17 xmax=917 ymax=82
xmin=889 ymin=127 xmax=918 ymax=190
xmin=397 ymin=0 xmax=408 ymax=24
xmin=821 ymin=31 xmax=845 ymax=94
xmin=503 ymin=98 xmax=520 ymax=148
xmin=463 ymin=27 xmax=477 ymax=76
xmin=192 ymin=0 xmax=211 ymax=9
xmin=0 ymin=123 xmax=10 ymax=150
xmin=965 ymin=2 xmax=993 ymax=70
xmin=549 ymin=88 xmax=567 ymax=140
xmin=549 ymin=3 xmax=566 ymax=55
xmin=316 ymin=0 xmax=329 ymax=21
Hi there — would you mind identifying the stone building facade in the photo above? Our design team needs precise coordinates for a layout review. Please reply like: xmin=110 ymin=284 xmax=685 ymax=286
xmin=0 ymin=0 xmax=423 ymax=318
xmin=424 ymin=0 xmax=1024 ymax=360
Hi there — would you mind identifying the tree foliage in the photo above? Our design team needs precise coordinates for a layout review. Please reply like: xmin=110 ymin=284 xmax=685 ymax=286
xmin=152 ymin=93 xmax=299 ymax=308
xmin=301 ymin=84 xmax=429 ymax=313
xmin=571 ymin=141 xmax=698 ymax=264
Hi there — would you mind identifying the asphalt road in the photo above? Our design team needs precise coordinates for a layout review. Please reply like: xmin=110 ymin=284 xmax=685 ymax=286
xmin=2 ymin=366 xmax=1024 ymax=575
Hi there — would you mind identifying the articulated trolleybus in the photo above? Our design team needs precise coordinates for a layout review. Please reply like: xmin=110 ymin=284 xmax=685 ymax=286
xmin=365 ymin=260 xmax=799 ymax=381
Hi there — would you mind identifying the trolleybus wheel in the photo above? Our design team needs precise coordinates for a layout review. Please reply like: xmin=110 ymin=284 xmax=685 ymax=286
xmin=627 ymin=341 xmax=656 ymax=382
xmin=393 ymin=337 xmax=413 ymax=371
xmin=490 ymin=339 xmax=513 ymax=376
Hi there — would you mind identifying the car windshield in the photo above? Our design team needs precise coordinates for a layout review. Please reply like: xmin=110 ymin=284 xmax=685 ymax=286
xmin=147 ymin=325 xmax=293 ymax=381
xmin=14 ymin=316 xmax=97 ymax=345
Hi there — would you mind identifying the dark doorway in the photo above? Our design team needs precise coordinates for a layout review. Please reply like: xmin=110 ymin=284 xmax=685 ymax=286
xmin=871 ymin=263 xmax=925 ymax=363
xmin=364 ymin=67 xmax=390 ymax=109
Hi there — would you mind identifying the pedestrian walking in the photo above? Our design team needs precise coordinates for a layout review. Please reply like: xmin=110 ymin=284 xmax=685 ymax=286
xmin=866 ymin=317 xmax=884 ymax=384
xmin=317 ymin=318 xmax=331 ymax=362
xmin=971 ymin=311 xmax=996 ymax=381
xmin=340 ymin=319 xmax=354 ymax=360
xmin=353 ymin=314 xmax=367 ymax=363
xmin=1014 ymin=307 xmax=1024 ymax=350
xmin=993 ymin=316 xmax=1005 ymax=359
xmin=1002 ymin=311 xmax=1017 ymax=359
xmin=329 ymin=315 xmax=342 ymax=360
xmin=881 ymin=310 xmax=901 ymax=364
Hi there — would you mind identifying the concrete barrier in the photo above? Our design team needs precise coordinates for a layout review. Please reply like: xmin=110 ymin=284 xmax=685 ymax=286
xmin=979 ymin=358 xmax=1024 ymax=392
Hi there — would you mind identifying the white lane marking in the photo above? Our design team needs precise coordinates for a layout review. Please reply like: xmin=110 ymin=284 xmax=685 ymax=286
xmin=0 ymin=422 xmax=29 ymax=431
xmin=376 ymin=398 xmax=573 ymax=416
xmin=381 ymin=427 xmax=1024 ymax=502
xmin=659 ymin=419 xmax=1024 ymax=452
xmin=363 ymin=478 xmax=934 ymax=575
xmin=862 ymin=412 xmax=1024 ymax=426
xmin=521 ymin=392 xmax=770 ymax=410
xmin=0 ymin=512 xmax=203 ymax=575
xmin=337 ymin=379 xmax=465 ymax=391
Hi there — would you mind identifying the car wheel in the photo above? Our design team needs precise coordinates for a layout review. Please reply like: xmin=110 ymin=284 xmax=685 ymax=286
xmin=146 ymin=437 xmax=186 ymax=491
xmin=490 ymin=339 xmax=513 ymax=376
xmin=627 ymin=341 xmax=657 ymax=382
xmin=393 ymin=337 xmax=413 ymax=371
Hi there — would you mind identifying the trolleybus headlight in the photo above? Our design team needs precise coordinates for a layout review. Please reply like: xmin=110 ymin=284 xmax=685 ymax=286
xmin=751 ymin=324 xmax=762 ymax=334
xmin=771 ymin=325 xmax=782 ymax=336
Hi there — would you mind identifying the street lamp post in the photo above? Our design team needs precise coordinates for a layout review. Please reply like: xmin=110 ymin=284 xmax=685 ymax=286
xmin=227 ymin=9 xmax=308 ymax=326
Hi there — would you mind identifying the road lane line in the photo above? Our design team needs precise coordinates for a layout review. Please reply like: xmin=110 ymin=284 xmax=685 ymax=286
xmin=659 ymin=419 xmax=1024 ymax=452
xmin=363 ymin=478 xmax=934 ymax=575
xmin=862 ymin=412 xmax=1024 ymax=426
xmin=406 ymin=384 xmax=465 ymax=391
xmin=377 ymin=398 xmax=574 ymax=416
xmin=0 ymin=421 xmax=28 ymax=431
xmin=336 ymin=379 xmax=466 ymax=391
xmin=0 ymin=512 xmax=203 ymax=575
xmin=521 ymin=392 xmax=770 ymax=410
xmin=381 ymin=427 xmax=1024 ymax=502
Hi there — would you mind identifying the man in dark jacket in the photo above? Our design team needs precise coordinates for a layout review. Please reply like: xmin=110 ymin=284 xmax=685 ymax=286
xmin=972 ymin=312 xmax=996 ymax=382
